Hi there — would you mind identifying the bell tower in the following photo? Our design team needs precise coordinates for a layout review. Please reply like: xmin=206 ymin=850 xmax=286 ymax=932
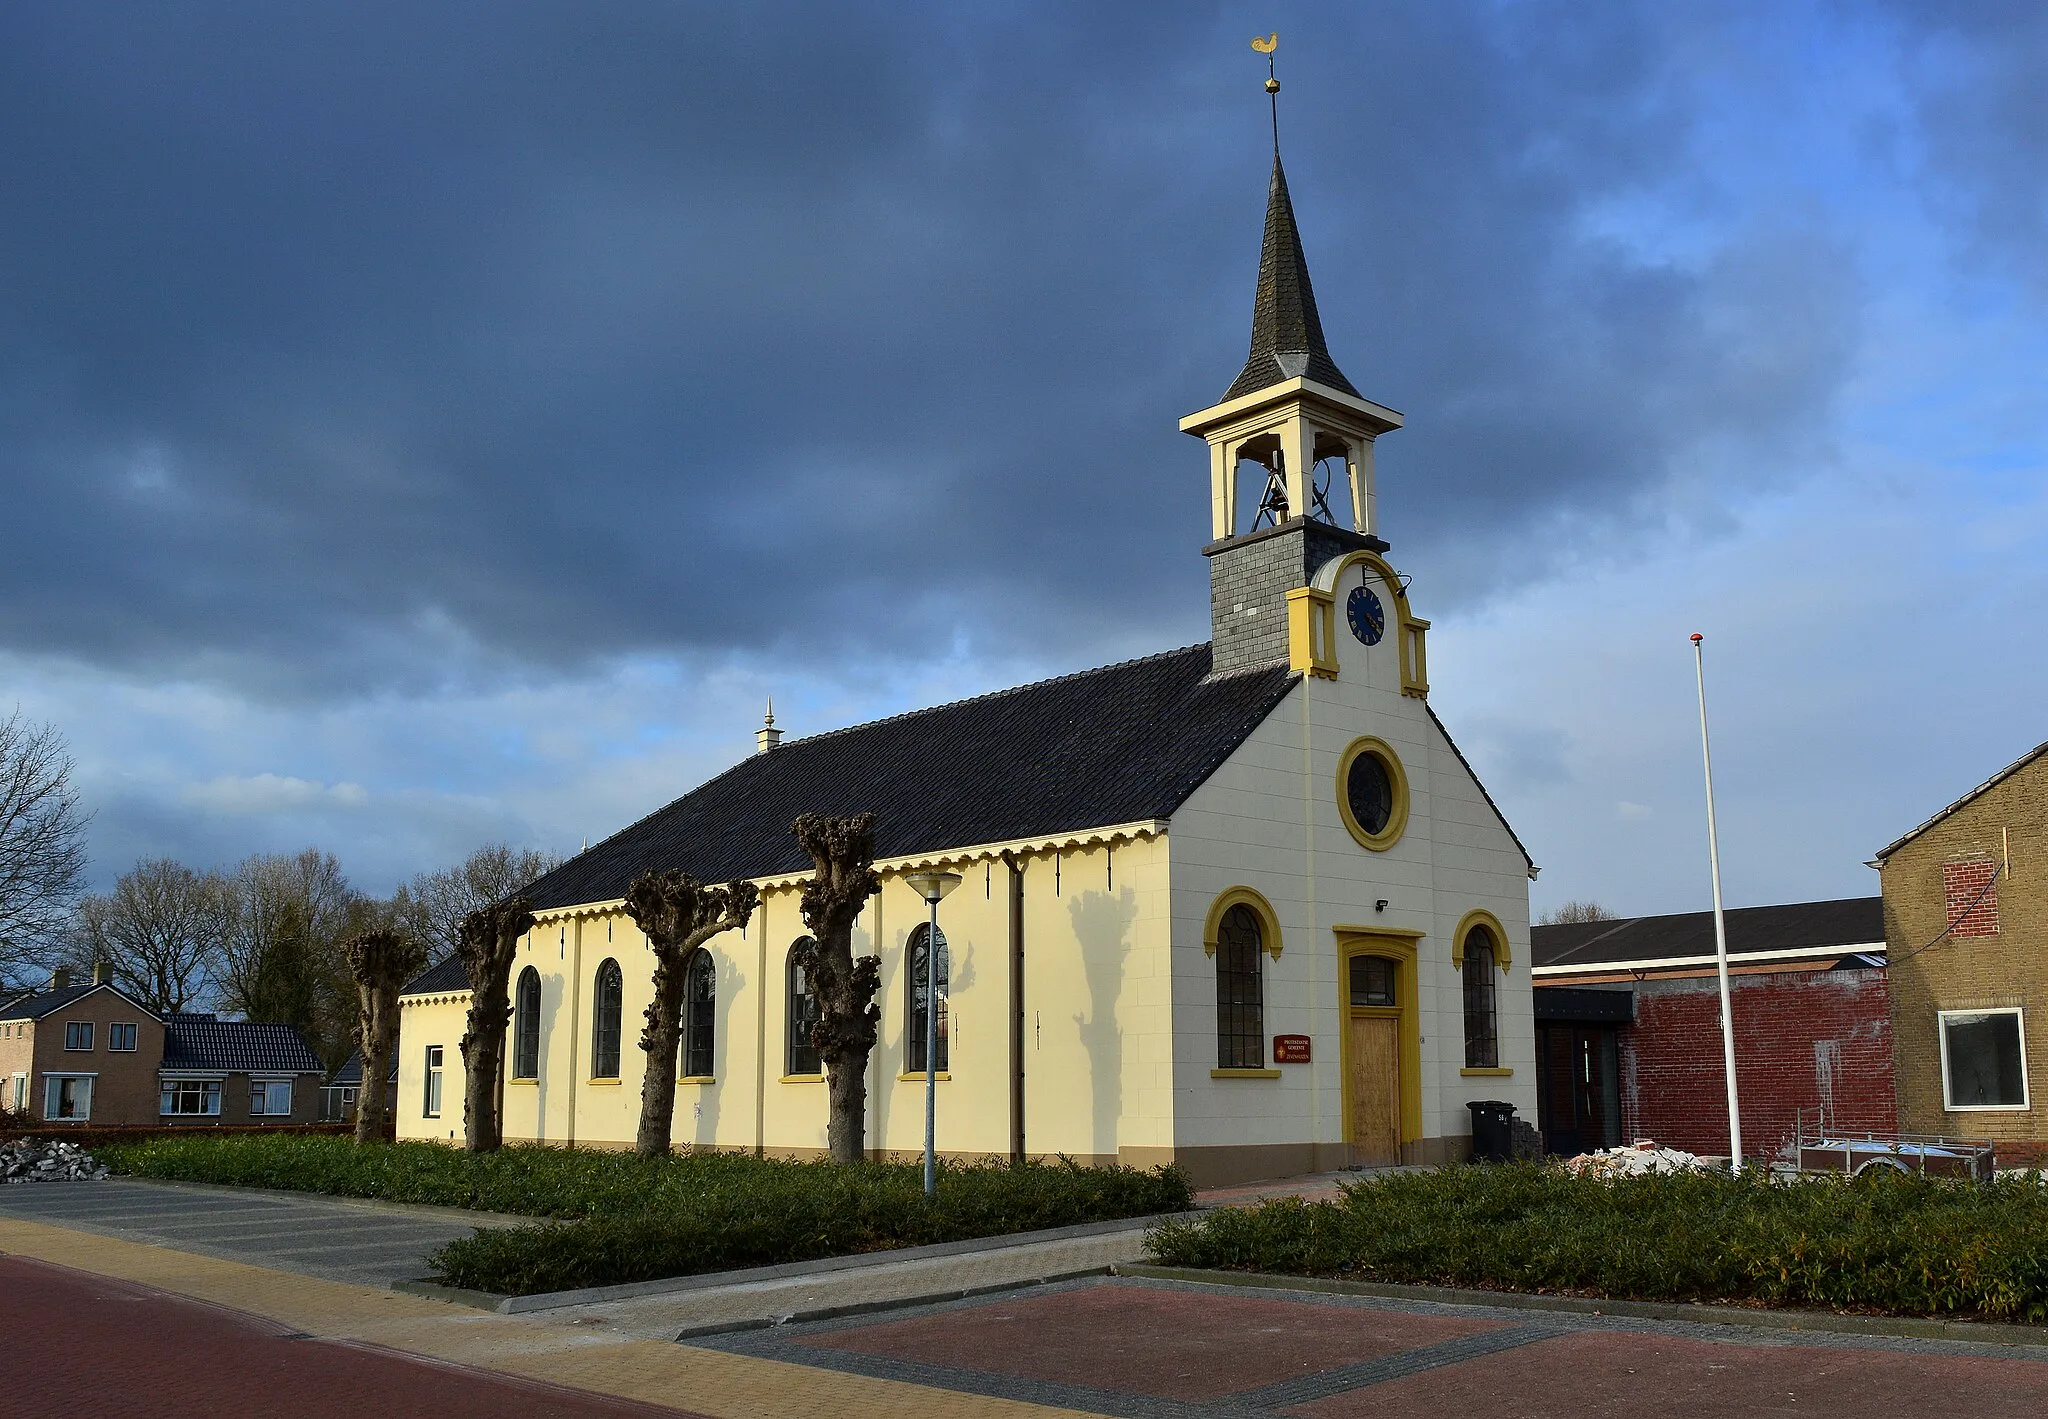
xmin=1185 ymin=45 xmax=1404 ymax=674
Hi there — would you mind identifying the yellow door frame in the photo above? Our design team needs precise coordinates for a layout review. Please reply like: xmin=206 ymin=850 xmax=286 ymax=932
xmin=1334 ymin=927 xmax=1426 ymax=1155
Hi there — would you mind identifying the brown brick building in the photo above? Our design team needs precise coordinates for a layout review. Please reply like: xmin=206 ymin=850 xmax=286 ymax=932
xmin=1875 ymin=740 xmax=2048 ymax=1165
xmin=0 ymin=968 xmax=324 ymax=1128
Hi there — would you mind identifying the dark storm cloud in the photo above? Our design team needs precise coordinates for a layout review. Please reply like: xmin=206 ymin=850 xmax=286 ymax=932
xmin=0 ymin=2 xmax=1869 ymax=697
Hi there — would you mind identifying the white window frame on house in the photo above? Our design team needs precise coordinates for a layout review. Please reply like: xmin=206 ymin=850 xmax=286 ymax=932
xmin=249 ymin=1078 xmax=294 ymax=1116
xmin=12 ymin=1073 xmax=30 ymax=1112
xmin=1937 ymin=1008 xmax=2031 ymax=1112
xmin=160 ymin=1075 xmax=225 ymax=1117
xmin=424 ymin=1045 xmax=444 ymax=1118
xmin=63 ymin=1021 xmax=94 ymax=1051
xmin=108 ymin=1022 xmax=138 ymax=1052
xmin=44 ymin=1073 xmax=94 ymax=1121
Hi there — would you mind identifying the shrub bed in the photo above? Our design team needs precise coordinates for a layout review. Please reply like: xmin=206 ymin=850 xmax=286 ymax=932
xmin=1146 ymin=1163 xmax=2048 ymax=1322
xmin=5 ymin=1123 xmax=349 ymax=1152
xmin=100 ymin=1134 xmax=1191 ymax=1295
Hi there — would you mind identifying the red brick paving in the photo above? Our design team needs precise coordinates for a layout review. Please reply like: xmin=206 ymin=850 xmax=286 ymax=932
xmin=1289 ymin=1328 xmax=2048 ymax=1418
xmin=798 ymin=1281 xmax=1507 ymax=1402
xmin=0 ymin=1255 xmax=702 ymax=1419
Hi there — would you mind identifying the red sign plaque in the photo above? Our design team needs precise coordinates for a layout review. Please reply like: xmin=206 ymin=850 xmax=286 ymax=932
xmin=1272 ymin=1034 xmax=1312 ymax=1064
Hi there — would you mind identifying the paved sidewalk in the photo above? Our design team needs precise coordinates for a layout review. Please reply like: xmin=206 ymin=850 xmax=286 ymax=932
xmin=0 ymin=1177 xmax=508 ymax=1286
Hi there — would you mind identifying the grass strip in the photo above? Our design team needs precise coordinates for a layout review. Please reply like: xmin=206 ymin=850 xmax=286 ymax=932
xmin=1146 ymin=1163 xmax=2048 ymax=1322
xmin=99 ymin=1134 xmax=1190 ymax=1295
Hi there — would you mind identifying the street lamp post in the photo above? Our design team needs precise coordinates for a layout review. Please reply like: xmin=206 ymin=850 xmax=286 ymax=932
xmin=1690 ymin=633 xmax=1743 ymax=1168
xmin=904 ymin=869 xmax=961 ymax=1198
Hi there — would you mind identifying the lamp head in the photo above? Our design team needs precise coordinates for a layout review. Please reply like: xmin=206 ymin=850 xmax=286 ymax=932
xmin=904 ymin=869 xmax=963 ymax=904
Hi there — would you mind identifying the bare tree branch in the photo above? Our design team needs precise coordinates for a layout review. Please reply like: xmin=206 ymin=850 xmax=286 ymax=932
xmin=0 ymin=711 xmax=90 ymax=987
xmin=74 ymin=859 xmax=225 ymax=1013
xmin=392 ymin=843 xmax=561 ymax=960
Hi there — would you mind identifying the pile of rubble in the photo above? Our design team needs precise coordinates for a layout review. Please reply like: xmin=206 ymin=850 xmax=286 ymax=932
xmin=0 ymin=1138 xmax=109 ymax=1183
xmin=1563 ymin=1139 xmax=1708 ymax=1179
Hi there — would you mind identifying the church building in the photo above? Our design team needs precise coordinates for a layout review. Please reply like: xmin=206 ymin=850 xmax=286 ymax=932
xmin=395 ymin=145 xmax=1539 ymax=1185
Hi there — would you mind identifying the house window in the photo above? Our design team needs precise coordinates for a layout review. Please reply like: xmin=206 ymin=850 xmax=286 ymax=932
xmin=1940 ymin=1009 xmax=2029 ymax=1110
xmin=108 ymin=1022 xmax=138 ymax=1052
xmin=64 ymin=1021 xmax=94 ymax=1051
xmin=513 ymin=966 xmax=541 ymax=1079
xmin=13 ymin=1073 xmax=31 ymax=1112
xmin=423 ymin=1045 xmax=444 ymax=1117
xmin=906 ymin=924 xmax=949 ymax=1074
xmin=1215 ymin=904 xmax=1265 ymax=1069
xmin=159 ymin=1079 xmax=221 ymax=1116
xmin=250 ymin=1080 xmax=293 ymax=1115
xmin=45 ymin=1075 xmax=93 ymax=1121
xmin=1350 ymin=955 xmax=1397 ymax=1008
xmin=1463 ymin=926 xmax=1500 ymax=1069
xmin=590 ymin=958 xmax=623 ymax=1079
xmin=787 ymin=937 xmax=821 ymax=1076
xmin=681 ymin=950 xmax=716 ymax=1080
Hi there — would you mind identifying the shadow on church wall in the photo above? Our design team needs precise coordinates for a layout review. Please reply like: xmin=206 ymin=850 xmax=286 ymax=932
xmin=1069 ymin=886 xmax=1137 ymax=1161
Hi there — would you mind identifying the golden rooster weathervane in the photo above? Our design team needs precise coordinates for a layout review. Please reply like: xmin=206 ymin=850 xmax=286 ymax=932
xmin=1252 ymin=33 xmax=1280 ymax=151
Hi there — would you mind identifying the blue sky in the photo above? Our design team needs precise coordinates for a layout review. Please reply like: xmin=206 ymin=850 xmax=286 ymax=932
xmin=3 ymin=2 xmax=2043 ymax=917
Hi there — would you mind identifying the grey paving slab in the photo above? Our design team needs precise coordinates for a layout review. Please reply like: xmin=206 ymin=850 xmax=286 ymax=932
xmin=0 ymin=1178 xmax=509 ymax=1288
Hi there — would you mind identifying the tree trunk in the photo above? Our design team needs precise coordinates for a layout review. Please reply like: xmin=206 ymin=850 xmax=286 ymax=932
xmin=793 ymin=813 xmax=882 ymax=1165
xmin=635 ymin=950 xmax=688 ymax=1158
xmin=460 ymin=980 xmax=510 ymax=1152
xmin=455 ymin=898 xmax=533 ymax=1154
xmin=355 ymin=986 xmax=397 ymax=1144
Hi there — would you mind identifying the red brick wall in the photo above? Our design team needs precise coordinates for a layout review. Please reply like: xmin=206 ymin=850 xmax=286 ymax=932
xmin=1940 ymin=858 xmax=2001 ymax=937
xmin=1621 ymin=967 xmax=1894 ymax=1161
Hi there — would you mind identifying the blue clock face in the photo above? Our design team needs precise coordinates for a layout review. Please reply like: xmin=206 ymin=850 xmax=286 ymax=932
xmin=1346 ymin=586 xmax=1385 ymax=646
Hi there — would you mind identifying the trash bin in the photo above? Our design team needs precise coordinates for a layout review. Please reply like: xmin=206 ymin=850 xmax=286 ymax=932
xmin=1468 ymin=1100 xmax=1516 ymax=1163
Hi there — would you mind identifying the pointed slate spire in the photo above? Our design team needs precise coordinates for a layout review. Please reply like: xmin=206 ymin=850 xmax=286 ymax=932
xmin=1222 ymin=155 xmax=1359 ymax=402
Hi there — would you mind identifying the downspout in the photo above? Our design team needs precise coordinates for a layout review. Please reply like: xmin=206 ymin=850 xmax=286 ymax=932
xmin=1004 ymin=851 xmax=1026 ymax=1163
xmin=754 ymin=888 xmax=769 ymax=1158
xmin=566 ymin=917 xmax=583 ymax=1148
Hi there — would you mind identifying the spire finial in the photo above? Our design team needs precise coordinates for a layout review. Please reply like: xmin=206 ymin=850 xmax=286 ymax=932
xmin=756 ymin=697 xmax=783 ymax=754
xmin=1252 ymin=33 xmax=1280 ymax=155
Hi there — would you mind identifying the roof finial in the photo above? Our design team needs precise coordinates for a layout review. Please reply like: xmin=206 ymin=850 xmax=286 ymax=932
xmin=1252 ymin=33 xmax=1279 ymax=155
xmin=756 ymin=697 xmax=783 ymax=754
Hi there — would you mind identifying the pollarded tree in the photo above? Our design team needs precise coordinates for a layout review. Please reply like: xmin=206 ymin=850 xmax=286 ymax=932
xmin=623 ymin=869 xmax=759 ymax=1159
xmin=455 ymin=896 xmax=535 ymax=1152
xmin=341 ymin=927 xmax=424 ymax=1144
xmin=793 ymin=812 xmax=882 ymax=1164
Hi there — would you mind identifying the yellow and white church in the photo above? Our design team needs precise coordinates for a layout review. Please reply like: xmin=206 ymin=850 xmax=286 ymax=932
xmin=395 ymin=149 xmax=1539 ymax=1185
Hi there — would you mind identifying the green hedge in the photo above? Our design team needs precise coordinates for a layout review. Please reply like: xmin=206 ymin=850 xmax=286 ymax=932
xmin=1146 ymin=1163 xmax=2048 ymax=1322
xmin=99 ymin=1134 xmax=1191 ymax=1296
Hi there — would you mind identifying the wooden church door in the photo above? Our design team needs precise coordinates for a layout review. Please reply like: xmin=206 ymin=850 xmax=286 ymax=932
xmin=1348 ymin=1015 xmax=1401 ymax=1165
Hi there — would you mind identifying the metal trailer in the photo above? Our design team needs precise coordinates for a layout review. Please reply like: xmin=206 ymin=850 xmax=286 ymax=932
xmin=1791 ymin=1109 xmax=1996 ymax=1182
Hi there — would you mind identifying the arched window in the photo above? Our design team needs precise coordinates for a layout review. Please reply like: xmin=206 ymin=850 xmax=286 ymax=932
xmin=1462 ymin=926 xmax=1499 ymax=1069
xmin=681 ymin=950 xmax=716 ymax=1080
xmin=513 ymin=966 xmax=541 ymax=1080
xmin=590 ymin=958 xmax=622 ymax=1079
xmin=906 ymin=923 xmax=949 ymax=1073
xmin=787 ymin=938 xmax=821 ymax=1076
xmin=1215 ymin=904 xmax=1265 ymax=1069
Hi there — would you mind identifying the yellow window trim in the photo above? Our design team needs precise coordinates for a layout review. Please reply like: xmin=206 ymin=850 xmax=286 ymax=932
xmin=1451 ymin=908 xmax=1513 ymax=969
xmin=1461 ymin=1067 xmax=1514 ymax=1077
xmin=1203 ymin=885 xmax=1284 ymax=960
xmin=507 ymin=1077 xmax=538 ymax=1087
xmin=780 ymin=1073 xmax=825 ymax=1084
xmin=585 ymin=1077 xmax=622 ymax=1086
xmin=1335 ymin=737 xmax=1411 ymax=852
xmin=1210 ymin=1068 xmax=1282 ymax=1079
xmin=897 ymin=1071 xmax=951 ymax=1082
xmin=677 ymin=1075 xmax=715 ymax=1085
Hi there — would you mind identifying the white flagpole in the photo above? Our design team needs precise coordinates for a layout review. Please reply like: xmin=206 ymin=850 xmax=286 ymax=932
xmin=1691 ymin=633 xmax=1743 ymax=1168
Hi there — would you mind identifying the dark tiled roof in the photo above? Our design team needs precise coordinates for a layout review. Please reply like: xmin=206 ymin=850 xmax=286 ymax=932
xmin=0 ymin=981 xmax=155 ymax=1022
xmin=1222 ymin=156 xmax=1360 ymax=403
xmin=514 ymin=644 xmax=1297 ymax=916
xmin=403 ymin=954 xmax=470 ymax=996
xmin=1532 ymin=897 xmax=1884 ymax=972
xmin=161 ymin=1016 xmax=323 ymax=1074
xmin=332 ymin=1048 xmax=399 ymax=1085
xmin=1874 ymin=738 xmax=2048 ymax=862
